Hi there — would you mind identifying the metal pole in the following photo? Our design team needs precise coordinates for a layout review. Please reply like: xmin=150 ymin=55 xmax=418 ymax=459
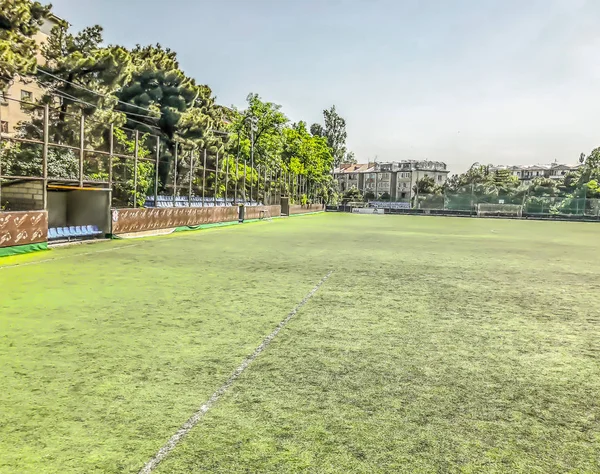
xmin=235 ymin=154 xmax=239 ymax=204
xmin=225 ymin=155 xmax=229 ymax=205
xmin=243 ymin=158 xmax=247 ymax=203
xmin=108 ymin=124 xmax=114 ymax=189
xmin=42 ymin=104 xmax=49 ymax=210
xmin=79 ymin=114 xmax=84 ymax=188
xmin=257 ymin=165 xmax=261 ymax=204
xmin=0 ymin=99 xmax=3 ymax=208
xmin=202 ymin=149 xmax=206 ymax=207
xmin=470 ymin=181 xmax=474 ymax=216
xmin=154 ymin=136 xmax=159 ymax=207
xmin=133 ymin=130 xmax=139 ymax=208
xmin=250 ymin=124 xmax=254 ymax=204
xmin=188 ymin=149 xmax=194 ymax=207
xmin=264 ymin=165 xmax=267 ymax=205
xmin=214 ymin=151 xmax=219 ymax=206
xmin=173 ymin=142 xmax=178 ymax=207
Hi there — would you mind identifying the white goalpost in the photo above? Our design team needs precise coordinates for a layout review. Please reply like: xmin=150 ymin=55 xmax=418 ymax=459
xmin=477 ymin=203 xmax=523 ymax=218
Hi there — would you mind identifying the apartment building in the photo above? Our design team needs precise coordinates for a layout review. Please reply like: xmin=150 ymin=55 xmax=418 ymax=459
xmin=489 ymin=162 xmax=581 ymax=184
xmin=0 ymin=14 xmax=61 ymax=135
xmin=334 ymin=160 xmax=449 ymax=200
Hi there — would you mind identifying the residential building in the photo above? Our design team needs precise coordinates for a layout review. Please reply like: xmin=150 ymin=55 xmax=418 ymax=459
xmin=0 ymin=14 xmax=61 ymax=135
xmin=334 ymin=160 xmax=449 ymax=201
xmin=489 ymin=162 xmax=581 ymax=184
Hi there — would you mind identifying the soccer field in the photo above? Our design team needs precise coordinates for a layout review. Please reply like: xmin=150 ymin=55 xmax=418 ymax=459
xmin=1 ymin=213 xmax=599 ymax=473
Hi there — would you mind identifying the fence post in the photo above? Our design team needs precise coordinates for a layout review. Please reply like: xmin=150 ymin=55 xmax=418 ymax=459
xmin=79 ymin=114 xmax=84 ymax=188
xmin=243 ymin=159 xmax=247 ymax=203
xmin=133 ymin=130 xmax=139 ymax=208
xmin=188 ymin=149 xmax=194 ymax=207
xmin=214 ymin=151 xmax=219 ymax=206
xmin=172 ymin=142 xmax=178 ymax=207
xmin=154 ymin=136 xmax=159 ymax=207
xmin=583 ymin=187 xmax=587 ymax=217
xmin=202 ymin=149 xmax=206 ymax=207
xmin=264 ymin=165 xmax=267 ymax=205
xmin=235 ymin=154 xmax=239 ymax=205
xmin=257 ymin=164 xmax=261 ymax=204
xmin=225 ymin=154 xmax=229 ymax=205
xmin=108 ymin=124 xmax=114 ymax=190
xmin=42 ymin=104 xmax=49 ymax=210
xmin=0 ymin=96 xmax=3 ymax=208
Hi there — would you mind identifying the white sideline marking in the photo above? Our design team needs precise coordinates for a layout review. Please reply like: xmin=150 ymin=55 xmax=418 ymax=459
xmin=138 ymin=270 xmax=334 ymax=474
xmin=0 ymin=244 xmax=140 ymax=270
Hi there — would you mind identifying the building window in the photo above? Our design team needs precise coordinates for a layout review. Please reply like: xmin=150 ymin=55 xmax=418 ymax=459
xmin=1 ymin=121 xmax=7 ymax=133
xmin=437 ymin=175 xmax=443 ymax=182
xmin=20 ymin=90 xmax=32 ymax=110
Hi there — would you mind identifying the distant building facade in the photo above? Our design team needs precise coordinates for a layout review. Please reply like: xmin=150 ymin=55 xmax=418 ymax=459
xmin=334 ymin=160 xmax=449 ymax=200
xmin=489 ymin=162 xmax=581 ymax=184
xmin=0 ymin=14 xmax=61 ymax=135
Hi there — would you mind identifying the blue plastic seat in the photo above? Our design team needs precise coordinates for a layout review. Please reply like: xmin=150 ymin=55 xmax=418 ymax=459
xmin=48 ymin=228 xmax=58 ymax=239
xmin=91 ymin=226 xmax=101 ymax=235
xmin=68 ymin=226 xmax=78 ymax=237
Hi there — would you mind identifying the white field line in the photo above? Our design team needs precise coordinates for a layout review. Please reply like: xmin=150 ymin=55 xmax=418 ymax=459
xmin=0 ymin=244 xmax=140 ymax=270
xmin=138 ymin=270 xmax=334 ymax=474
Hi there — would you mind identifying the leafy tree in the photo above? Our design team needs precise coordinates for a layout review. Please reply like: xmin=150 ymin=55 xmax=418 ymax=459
xmin=0 ymin=0 xmax=50 ymax=89
xmin=312 ymin=105 xmax=351 ymax=168
xmin=32 ymin=23 xmax=131 ymax=146
xmin=116 ymin=45 xmax=222 ymax=188
xmin=343 ymin=151 xmax=357 ymax=164
xmin=323 ymin=105 xmax=347 ymax=167
xmin=310 ymin=123 xmax=324 ymax=137
xmin=413 ymin=176 xmax=438 ymax=195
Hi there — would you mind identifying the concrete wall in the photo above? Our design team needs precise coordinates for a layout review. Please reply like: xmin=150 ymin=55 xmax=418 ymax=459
xmin=289 ymin=203 xmax=325 ymax=215
xmin=47 ymin=192 xmax=67 ymax=228
xmin=245 ymin=205 xmax=281 ymax=220
xmin=0 ymin=181 xmax=44 ymax=211
xmin=67 ymin=190 xmax=111 ymax=234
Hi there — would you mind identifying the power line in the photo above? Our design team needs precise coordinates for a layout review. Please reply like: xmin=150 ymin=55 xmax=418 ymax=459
xmin=37 ymin=68 xmax=155 ymax=114
xmin=50 ymin=90 xmax=161 ymax=131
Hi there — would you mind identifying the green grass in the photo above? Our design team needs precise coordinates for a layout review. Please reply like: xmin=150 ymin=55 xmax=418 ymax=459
xmin=1 ymin=214 xmax=599 ymax=473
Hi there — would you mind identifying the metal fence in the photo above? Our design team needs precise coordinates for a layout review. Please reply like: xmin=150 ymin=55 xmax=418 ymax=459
xmin=0 ymin=97 xmax=319 ymax=211
xmin=363 ymin=189 xmax=600 ymax=220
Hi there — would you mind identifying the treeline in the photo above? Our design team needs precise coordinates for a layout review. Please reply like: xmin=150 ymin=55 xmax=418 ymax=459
xmin=415 ymin=149 xmax=600 ymax=213
xmin=0 ymin=0 xmax=353 ymax=204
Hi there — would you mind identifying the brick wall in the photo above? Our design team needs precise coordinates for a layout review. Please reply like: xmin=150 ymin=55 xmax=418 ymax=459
xmin=1 ymin=181 xmax=44 ymax=211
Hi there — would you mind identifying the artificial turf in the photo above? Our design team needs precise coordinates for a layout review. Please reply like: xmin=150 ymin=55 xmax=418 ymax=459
xmin=1 ymin=214 xmax=599 ymax=473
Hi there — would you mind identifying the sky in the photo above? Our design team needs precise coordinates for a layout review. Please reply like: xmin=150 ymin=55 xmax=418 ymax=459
xmin=50 ymin=0 xmax=600 ymax=172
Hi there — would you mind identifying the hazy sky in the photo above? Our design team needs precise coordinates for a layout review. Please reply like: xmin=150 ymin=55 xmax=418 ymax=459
xmin=50 ymin=0 xmax=600 ymax=172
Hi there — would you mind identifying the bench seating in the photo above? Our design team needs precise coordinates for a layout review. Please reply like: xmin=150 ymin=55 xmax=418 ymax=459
xmin=48 ymin=226 xmax=103 ymax=240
